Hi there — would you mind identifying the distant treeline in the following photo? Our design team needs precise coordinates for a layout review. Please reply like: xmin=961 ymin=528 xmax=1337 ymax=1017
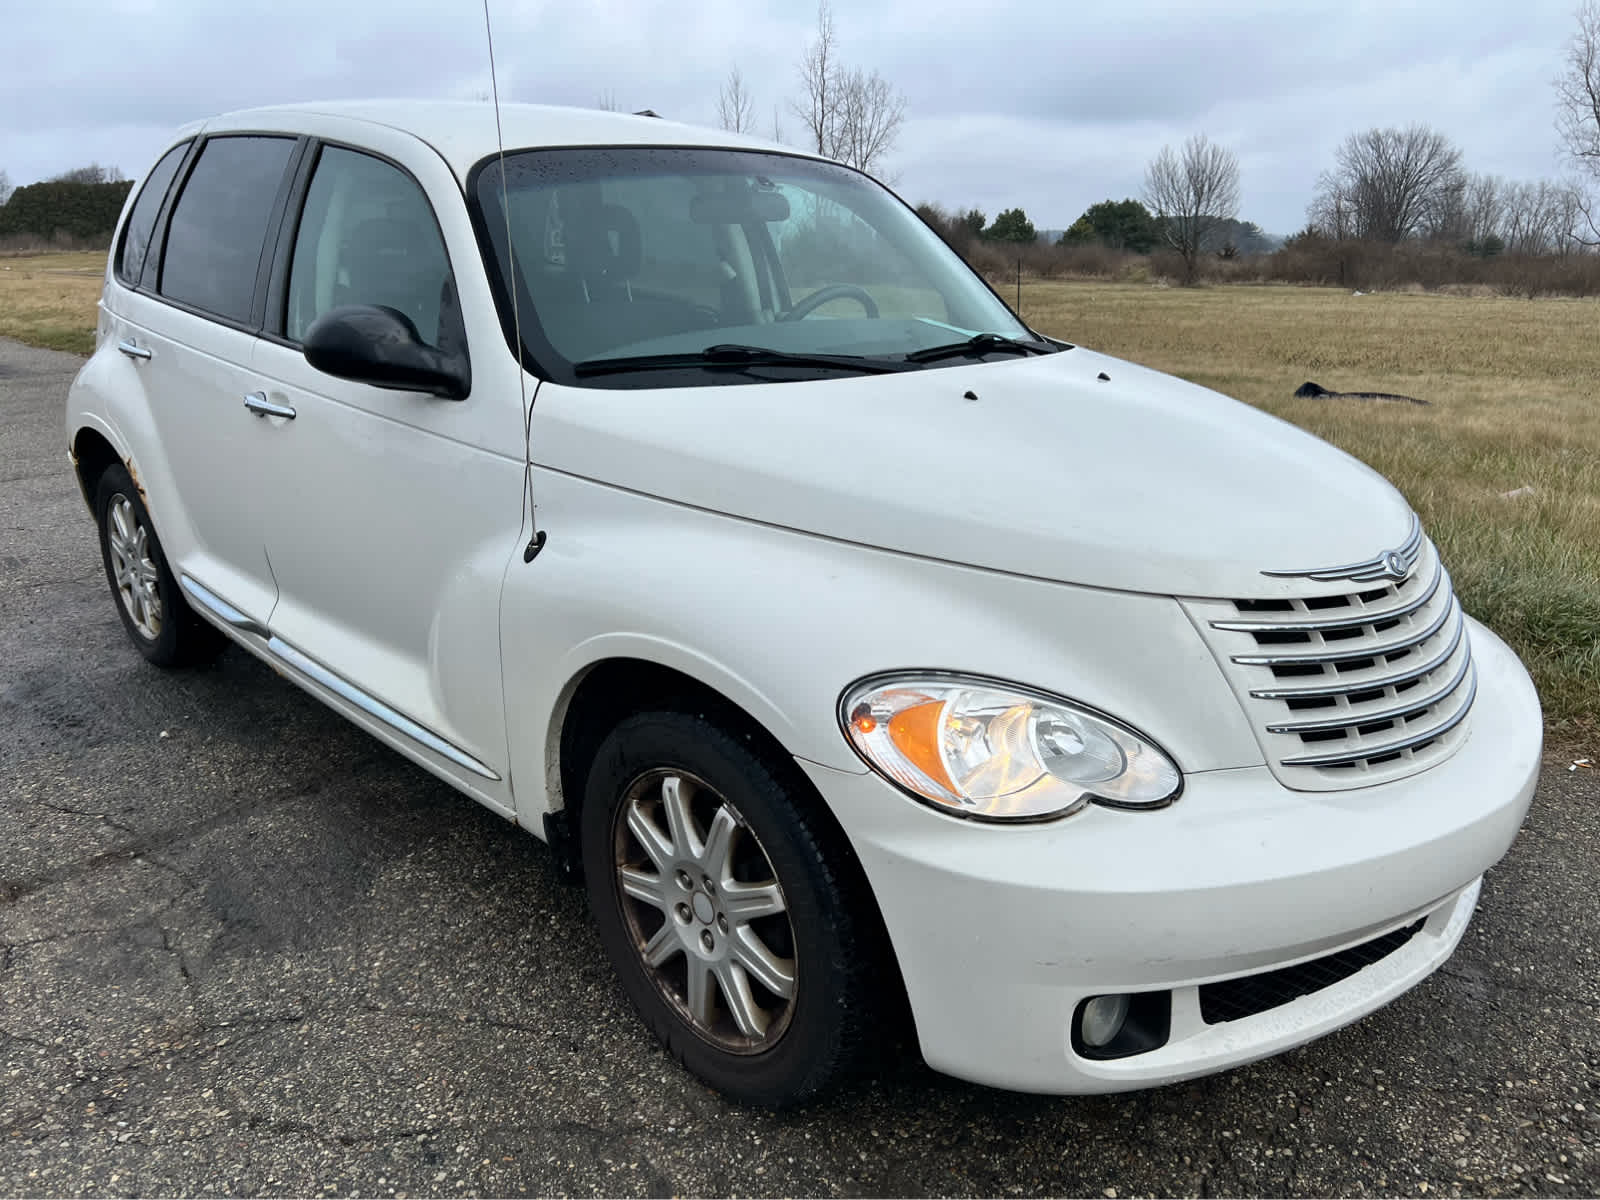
xmin=916 ymin=199 xmax=1278 ymax=258
xmin=0 ymin=179 xmax=133 ymax=242
xmin=911 ymin=199 xmax=1600 ymax=299
xmin=936 ymin=234 xmax=1600 ymax=300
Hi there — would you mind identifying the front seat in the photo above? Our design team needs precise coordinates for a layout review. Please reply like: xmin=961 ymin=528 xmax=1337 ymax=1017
xmin=548 ymin=202 xmax=718 ymax=358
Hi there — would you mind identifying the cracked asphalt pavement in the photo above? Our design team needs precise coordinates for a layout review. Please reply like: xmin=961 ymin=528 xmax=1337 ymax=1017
xmin=3 ymin=335 xmax=1598 ymax=1197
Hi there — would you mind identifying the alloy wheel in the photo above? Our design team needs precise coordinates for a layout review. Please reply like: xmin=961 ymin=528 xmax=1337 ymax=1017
xmin=106 ymin=494 xmax=162 ymax=641
xmin=611 ymin=768 xmax=798 ymax=1053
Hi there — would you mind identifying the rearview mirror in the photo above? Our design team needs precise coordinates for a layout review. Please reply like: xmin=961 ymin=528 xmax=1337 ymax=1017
xmin=303 ymin=305 xmax=470 ymax=400
xmin=690 ymin=189 xmax=790 ymax=225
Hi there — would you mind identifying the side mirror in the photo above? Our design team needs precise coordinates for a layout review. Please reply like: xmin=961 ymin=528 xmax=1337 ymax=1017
xmin=303 ymin=305 xmax=470 ymax=400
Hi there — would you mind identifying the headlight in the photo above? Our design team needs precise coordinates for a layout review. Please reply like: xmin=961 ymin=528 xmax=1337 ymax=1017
xmin=839 ymin=675 xmax=1181 ymax=822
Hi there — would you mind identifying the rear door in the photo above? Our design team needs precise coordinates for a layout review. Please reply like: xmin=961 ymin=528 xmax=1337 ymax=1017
xmin=248 ymin=135 xmax=526 ymax=801
xmin=111 ymin=134 xmax=301 ymax=626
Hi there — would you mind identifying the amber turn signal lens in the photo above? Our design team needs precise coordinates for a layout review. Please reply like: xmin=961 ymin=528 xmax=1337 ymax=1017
xmin=886 ymin=700 xmax=957 ymax=795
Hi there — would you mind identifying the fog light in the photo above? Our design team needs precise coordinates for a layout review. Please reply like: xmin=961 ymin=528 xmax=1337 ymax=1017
xmin=1079 ymin=994 xmax=1131 ymax=1048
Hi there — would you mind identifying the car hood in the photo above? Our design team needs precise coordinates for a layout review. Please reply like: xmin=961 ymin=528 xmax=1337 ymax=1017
xmin=529 ymin=347 xmax=1415 ymax=599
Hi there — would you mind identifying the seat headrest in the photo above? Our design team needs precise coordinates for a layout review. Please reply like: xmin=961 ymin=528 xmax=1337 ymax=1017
xmin=565 ymin=202 xmax=642 ymax=284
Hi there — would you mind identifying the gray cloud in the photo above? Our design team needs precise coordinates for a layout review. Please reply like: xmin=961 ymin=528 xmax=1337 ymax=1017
xmin=1 ymin=0 xmax=1584 ymax=236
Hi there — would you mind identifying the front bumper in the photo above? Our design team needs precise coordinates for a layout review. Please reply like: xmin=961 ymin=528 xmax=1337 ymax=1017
xmin=801 ymin=616 xmax=1541 ymax=1093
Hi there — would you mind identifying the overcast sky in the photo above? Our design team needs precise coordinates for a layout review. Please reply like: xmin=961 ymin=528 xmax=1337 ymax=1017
xmin=2 ymin=0 xmax=1585 ymax=236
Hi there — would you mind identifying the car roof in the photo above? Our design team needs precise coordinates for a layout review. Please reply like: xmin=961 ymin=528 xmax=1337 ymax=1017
xmin=197 ymin=100 xmax=808 ymax=182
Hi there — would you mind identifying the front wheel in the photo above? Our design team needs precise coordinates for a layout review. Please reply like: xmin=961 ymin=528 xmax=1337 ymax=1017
xmin=581 ymin=709 xmax=885 ymax=1106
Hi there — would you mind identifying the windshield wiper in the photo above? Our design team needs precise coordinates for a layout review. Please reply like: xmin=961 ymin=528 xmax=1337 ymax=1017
xmin=903 ymin=332 xmax=1058 ymax=364
xmin=574 ymin=343 xmax=913 ymax=377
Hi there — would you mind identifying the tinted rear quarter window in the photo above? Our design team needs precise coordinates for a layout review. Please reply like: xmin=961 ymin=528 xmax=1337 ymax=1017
xmin=116 ymin=141 xmax=190 ymax=287
xmin=160 ymin=136 xmax=295 ymax=325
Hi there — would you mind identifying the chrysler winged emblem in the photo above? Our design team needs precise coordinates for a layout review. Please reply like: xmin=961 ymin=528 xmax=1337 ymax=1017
xmin=1262 ymin=514 xmax=1422 ymax=584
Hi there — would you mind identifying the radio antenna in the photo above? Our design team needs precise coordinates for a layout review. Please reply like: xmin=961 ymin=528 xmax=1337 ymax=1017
xmin=482 ymin=0 xmax=547 ymax=563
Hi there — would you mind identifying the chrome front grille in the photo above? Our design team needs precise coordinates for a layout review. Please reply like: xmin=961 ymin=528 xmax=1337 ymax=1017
xmin=1183 ymin=530 xmax=1476 ymax=790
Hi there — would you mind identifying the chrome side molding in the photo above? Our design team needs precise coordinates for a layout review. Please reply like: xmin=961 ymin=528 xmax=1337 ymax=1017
xmin=180 ymin=574 xmax=269 ymax=637
xmin=180 ymin=573 xmax=500 ymax=782
xmin=266 ymin=637 xmax=501 ymax=780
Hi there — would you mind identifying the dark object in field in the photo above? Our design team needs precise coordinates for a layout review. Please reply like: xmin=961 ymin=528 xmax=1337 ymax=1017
xmin=1294 ymin=381 xmax=1429 ymax=406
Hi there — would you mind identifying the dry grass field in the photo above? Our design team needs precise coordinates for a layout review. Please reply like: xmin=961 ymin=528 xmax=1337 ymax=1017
xmin=0 ymin=251 xmax=104 ymax=354
xmin=0 ymin=256 xmax=1594 ymax=735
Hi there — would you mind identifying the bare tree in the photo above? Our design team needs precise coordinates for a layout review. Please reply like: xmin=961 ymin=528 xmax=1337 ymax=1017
xmin=1464 ymin=172 xmax=1506 ymax=246
xmin=1410 ymin=171 xmax=1584 ymax=257
xmin=771 ymin=106 xmax=785 ymax=144
xmin=832 ymin=67 xmax=904 ymax=175
xmin=1307 ymin=171 xmax=1356 ymax=240
xmin=1421 ymin=168 xmax=1514 ymax=246
xmin=1548 ymin=179 xmax=1587 ymax=254
xmin=788 ymin=1 xmax=905 ymax=175
xmin=717 ymin=66 xmax=756 ymax=135
xmin=792 ymin=1 xmax=839 ymax=156
xmin=1420 ymin=171 xmax=1467 ymax=242
xmin=1309 ymin=125 xmax=1463 ymax=242
xmin=1557 ymin=2 xmax=1600 ymax=173
xmin=1501 ymin=179 xmax=1584 ymax=255
xmin=1143 ymin=134 xmax=1240 ymax=284
xmin=1556 ymin=0 xmax=1600 ymax=241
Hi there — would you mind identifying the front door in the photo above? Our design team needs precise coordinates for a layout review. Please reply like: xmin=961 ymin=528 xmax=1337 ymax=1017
xmin=248 ymin=140 xmax=526 ymax=802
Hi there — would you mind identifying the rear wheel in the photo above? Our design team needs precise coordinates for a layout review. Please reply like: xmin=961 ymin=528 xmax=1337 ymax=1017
xmin=93 ymin=463 xmax=226 ymax=668
xmin=581 ymin=709 xmax=884 ymax=1106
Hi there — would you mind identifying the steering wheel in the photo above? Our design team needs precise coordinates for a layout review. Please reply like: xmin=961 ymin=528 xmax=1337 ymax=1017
xmin=779 ymin=284 xmax=880 ymax=321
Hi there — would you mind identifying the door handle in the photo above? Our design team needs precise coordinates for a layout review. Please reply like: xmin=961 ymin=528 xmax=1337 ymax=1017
xmin=243 ymin=391 xmax=296 ymax=420
xmin=117 ymin=339 xmax=152 ymax=360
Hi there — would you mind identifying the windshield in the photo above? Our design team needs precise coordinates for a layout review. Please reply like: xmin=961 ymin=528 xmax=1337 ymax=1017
xmin=472 ymin=146 xmax=1045 ymax=385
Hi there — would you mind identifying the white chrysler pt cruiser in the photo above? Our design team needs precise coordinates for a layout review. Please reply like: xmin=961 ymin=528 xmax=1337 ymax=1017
xmin=66 ymin=101 xmax=1542 ymax=1106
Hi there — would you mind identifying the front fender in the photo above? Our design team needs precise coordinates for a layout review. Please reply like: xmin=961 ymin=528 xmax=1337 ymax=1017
xmin=500 ymin=469 xmax=1263 ymax=831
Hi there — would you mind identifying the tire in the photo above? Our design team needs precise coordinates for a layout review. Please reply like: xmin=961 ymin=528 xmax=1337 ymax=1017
xmin=581 ymin=709 xmax=884 ymax=1107
xmin=93 ymin=463 xmax=227 ymax=668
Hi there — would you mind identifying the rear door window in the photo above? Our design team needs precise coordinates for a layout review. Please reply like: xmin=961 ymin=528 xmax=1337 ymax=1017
xmin=115 ymin=141 xmax=190 ymax=288
xmin=160 ymin=136 xmax=295 ymax=325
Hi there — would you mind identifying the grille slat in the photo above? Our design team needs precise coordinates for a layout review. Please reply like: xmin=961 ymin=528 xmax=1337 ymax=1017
xmin=1209 ymin=554 xmax=1443 ymax=634
xmin=1278 ymin=670 xmax=1476 ymax=767
xmin=1229 ymin=591 xmax=1457 ymax=666
xmin=1182 ymin=530 xmax=1476 ymax=790
xmin=1263 ymin=650 xmax=1475 ymax=734
xmin=1247 ymin=618 xmax=1466 ymax=700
